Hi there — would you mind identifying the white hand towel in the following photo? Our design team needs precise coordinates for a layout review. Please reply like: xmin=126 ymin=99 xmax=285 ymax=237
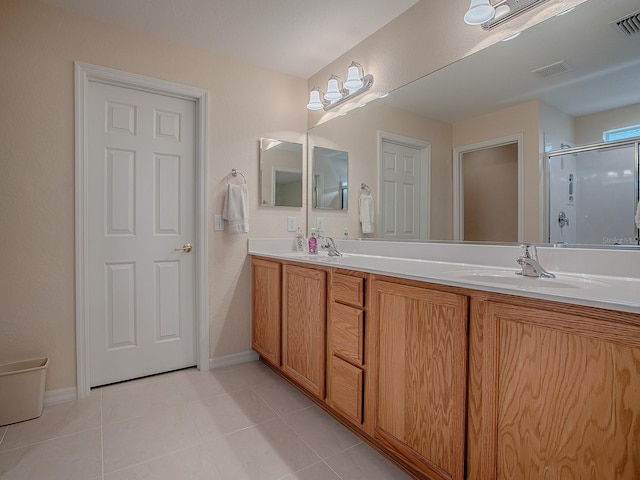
xmin=636 ymin=201 xmax=640 ymax=229
xmin=359 ymin=193 xmax=374 ymax=234
xmin=222 ymin=183 xmax=249 ymax=234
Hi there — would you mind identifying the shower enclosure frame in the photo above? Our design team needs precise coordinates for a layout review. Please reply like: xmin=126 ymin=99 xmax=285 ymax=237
xmin=546 ymin=138 xmax=640 ymax=246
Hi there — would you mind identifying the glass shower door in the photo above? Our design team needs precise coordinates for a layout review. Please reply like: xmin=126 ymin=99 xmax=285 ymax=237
xmin=548 ymin=142 xmax=639 ymax=246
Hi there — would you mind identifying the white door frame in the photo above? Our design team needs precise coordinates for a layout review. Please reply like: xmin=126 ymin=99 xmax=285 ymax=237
xmin=378 ymin=131 xmax=431 ymax=240
xmin=74 ymin=62 xmax=209 ymax=398
xmin=452 ymin=134 xmax=524 ymax=242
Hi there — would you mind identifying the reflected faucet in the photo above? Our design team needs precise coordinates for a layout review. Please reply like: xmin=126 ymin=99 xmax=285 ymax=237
xmin=516 ymin=244 xmax=555 ymax=278
xmin=320 ymin=236 xmax=342 ymax=256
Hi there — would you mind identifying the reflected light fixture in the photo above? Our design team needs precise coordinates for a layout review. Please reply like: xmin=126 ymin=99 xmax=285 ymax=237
xmin=306 ymin=61 xmax=373 ymax=111
xmin=464 ymin=0 xmax=548 ymax=29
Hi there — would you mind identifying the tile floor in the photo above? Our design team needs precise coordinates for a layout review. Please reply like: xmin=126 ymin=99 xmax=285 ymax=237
xmin=0 ymin=361 xmax=411 ymax=480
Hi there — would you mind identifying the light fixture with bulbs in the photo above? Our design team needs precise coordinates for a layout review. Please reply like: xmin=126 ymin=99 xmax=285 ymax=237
xmin=463 ymin=0 xmax=548 ymax=29
xmin=306 ymin=61 xmax=373 ymax=111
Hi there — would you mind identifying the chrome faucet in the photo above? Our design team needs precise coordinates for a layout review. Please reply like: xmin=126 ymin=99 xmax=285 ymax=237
xmin=516 ymin=244 xmax=555 ymax=278
xmin=320 ymin=236 xmax=342 ymax=256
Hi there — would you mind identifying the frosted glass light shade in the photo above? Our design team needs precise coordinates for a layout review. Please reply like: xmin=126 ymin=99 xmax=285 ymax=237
xmin=494 ymin=4 xmax=510 ymax=18
xmin=464 ymin=0 xmax=495 ymax=25
xmin=306 ymin=89 xmax=324 ymax=110
xmin=344 ymin=65 xmax=364 ymax=91
xmin=324 ymin=78 xmax=343 ymax=101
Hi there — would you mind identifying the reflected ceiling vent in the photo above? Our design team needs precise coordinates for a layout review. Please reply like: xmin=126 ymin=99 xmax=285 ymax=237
xmin=610 ymin=9 xmax=640 ymax=37
xmin=532 ymin=60 xmax=573 ymax=78
xmin=481 ymin=0 xmax=549 ymax=30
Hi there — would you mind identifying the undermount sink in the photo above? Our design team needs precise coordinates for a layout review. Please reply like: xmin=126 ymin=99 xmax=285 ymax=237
xmin=443 ymin=269 xmax=608 ymax=289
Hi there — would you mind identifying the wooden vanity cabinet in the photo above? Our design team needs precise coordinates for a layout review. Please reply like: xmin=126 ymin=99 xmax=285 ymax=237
xmin=327 ymin=270 xmax=367 ymax=427
xmin=282 ymin=263 xmax=327 ymax=399
xmin=369 ymin=276 xmax=469 ymax=480
xmin=468 ymin=298 xmax=640 ymax=480
xmin=251 ymin=257 xmax=281 ymax=367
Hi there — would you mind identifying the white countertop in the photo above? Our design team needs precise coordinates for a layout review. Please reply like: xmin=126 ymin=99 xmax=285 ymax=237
xmin=248 ymin=238 xmax=640 ymax=315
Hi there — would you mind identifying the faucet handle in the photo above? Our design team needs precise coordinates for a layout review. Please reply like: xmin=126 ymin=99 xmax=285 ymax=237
xmin=521 ymin=243 xmax=538 ymax=261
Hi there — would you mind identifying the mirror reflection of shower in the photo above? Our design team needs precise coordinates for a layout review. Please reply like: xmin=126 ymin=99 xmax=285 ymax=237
xmin=548 ymin=140 xmax=640 ymax=245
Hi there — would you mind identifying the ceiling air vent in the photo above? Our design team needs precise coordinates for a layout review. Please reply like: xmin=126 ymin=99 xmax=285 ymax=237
xmin=532 ymin=60 xmax=573 ymax=78
xmin=610 ymin=9 xmax=640 ymax=37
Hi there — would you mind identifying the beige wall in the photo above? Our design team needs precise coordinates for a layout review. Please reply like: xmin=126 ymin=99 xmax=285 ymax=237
xmin=539 ymin=101 xmax=575 ymax=151
xmin=452 ymin=100 xmax=541 ymax=242
xmin=575 ymin=102 xmax=640 ymax=145
xmin=0 ymin=0 xmax=307 ymax=391
xmin=308 ymin=101 xmax=452 ymax=240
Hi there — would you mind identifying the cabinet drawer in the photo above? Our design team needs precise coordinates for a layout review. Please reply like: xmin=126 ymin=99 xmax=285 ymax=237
xmin=329 ymin=302 xmax=363 ymax=365
xmin=332 ymin=273 xmax=364 ymax=307
xmin=328 ymin=355 xmax=363 ymax=424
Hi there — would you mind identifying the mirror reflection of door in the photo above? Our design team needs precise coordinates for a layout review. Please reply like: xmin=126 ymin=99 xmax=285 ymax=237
xmin=273 ymin=167 xmax=302 ymax=207
xmin=460 ymin=143 xmax=519 ymax=242
xmin=378 ymin=133 xmax=430 ymax=241
xmin=380 ymin=140 xmax=422 ymax=240
xmin=259 ymin=138 xmax=303 ymax=207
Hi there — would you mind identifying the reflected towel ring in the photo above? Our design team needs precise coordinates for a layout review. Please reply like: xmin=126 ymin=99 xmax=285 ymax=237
xmin=360 ymin=182 xmax=371 ymax=194
xmin=228 ymin=169 xmax=247 ymax=184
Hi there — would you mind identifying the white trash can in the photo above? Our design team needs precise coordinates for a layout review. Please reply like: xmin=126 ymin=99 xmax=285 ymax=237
xmin=0 ymin=357 xmax=49 ymax=426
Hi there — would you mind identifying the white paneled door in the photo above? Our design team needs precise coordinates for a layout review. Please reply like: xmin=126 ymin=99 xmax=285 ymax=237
xmin=380 ymin=140 xmax=423 ymax=240
xmin=87 ymin=82 xmax=196 ymax=387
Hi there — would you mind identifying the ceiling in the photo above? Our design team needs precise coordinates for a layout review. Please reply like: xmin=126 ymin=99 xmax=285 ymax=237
xmin=42 ymin=0 xmax=419 ymax=79
xmin=384 ymin=0 xmax=640 ymax=123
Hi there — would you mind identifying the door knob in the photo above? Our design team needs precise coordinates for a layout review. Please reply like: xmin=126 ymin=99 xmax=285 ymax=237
xmin=175 ymin=243 xmax=193 ymax=253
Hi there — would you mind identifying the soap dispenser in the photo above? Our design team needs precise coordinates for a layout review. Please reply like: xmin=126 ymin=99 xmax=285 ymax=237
xmin=295 ymin=227 xmax=306 ymax=252
xmin=308 ymin=228 xmax=318 ymax=254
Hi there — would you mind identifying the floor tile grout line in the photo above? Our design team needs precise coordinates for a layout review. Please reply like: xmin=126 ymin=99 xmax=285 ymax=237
xmin=247 ymin=382 xmax=298 ymax=421
xmin=0 ymin=426 xmax=7 ymax=445
xmin=198 ymin=416 xmax=283 ymax=445
xmin=276 ymin=411 xmax=327 ymax=468
xmin=275 ymin=459 xmax=346 ymax=480
xmin=321 ymin=458 xmax=347 ymax=480
xmin=101 ymin=442 xmax=206 ymax=477
xmin=0 ymin=425 xmax=103 ymax=454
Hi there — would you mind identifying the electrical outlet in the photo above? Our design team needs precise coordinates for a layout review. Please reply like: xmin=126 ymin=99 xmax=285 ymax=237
xmin=287 ymin=216 xmax=296 ymax=232
xmin=316 ymin=217 xmax=324 ymax=232
xmin=214 ymin=214 xmax=224 ymax=231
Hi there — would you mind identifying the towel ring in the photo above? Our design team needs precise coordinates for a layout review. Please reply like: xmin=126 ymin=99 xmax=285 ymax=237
xmin=228 ymin=169 xmax=247 ymax=184
xmin=360 ymin=182 xmax=371 ymax=194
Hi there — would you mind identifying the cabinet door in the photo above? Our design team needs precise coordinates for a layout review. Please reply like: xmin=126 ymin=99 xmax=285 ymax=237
xmin=282 ymin=264 xmax=326 ymax=398
xmin=372 ymin=279 xmax=468 ymax=480
xmin=251 ymin=258 xmax=281 ymax=366
xmin=472 ymin=301 xmax=640 ymax=480
xmin=327 ymin=355 xmax=363 ymax=424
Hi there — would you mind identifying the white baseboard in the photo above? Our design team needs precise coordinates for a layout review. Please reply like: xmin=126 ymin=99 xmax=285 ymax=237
xmin=209 ymin=350 xmax=259 ymax=369
xmin=44 ymin=387 xmax=77 ymax=406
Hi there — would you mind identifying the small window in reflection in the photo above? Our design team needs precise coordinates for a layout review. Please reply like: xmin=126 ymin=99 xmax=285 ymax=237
xmin=603 ymin=124 xmax=640 ymax=142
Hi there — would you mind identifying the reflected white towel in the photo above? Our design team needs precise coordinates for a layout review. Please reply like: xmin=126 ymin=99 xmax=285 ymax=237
xmin=636 ymin=201 xmax=640 ymax=229
xmin=222 ymin=183 xmax=249 ymax=234
xmin=359 ymin=193 xmax=374 ymax=234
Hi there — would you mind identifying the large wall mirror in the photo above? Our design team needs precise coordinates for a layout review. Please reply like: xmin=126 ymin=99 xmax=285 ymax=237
xmin=259 ymin=138 xmax=303 ymax=207
xmin=307 ymin=0 xmax=640 ymax=246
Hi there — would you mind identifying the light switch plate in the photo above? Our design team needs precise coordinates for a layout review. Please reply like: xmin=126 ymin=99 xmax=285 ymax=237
xmin=214 ymin=214 xmax=224 ymax=231
xmin=287 ymin=216 xmax=296 ymax=232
